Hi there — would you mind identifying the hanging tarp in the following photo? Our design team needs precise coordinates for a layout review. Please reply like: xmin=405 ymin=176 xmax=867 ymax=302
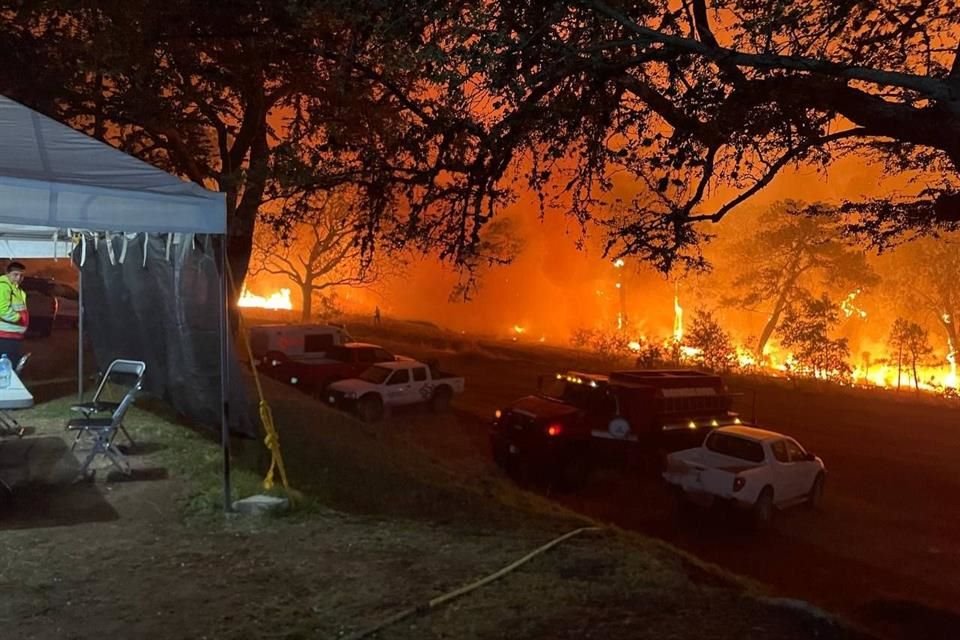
xmin=74 ymin=233 xmax=254 ymax=437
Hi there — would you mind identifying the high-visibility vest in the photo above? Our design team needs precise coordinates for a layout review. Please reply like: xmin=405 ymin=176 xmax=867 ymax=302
xmin=0 ymin=275 xmax=28 ymax=339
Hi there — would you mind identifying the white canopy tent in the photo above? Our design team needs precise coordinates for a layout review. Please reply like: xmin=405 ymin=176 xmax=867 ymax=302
xmin=0 ymin=94 xmax=235 ymax=507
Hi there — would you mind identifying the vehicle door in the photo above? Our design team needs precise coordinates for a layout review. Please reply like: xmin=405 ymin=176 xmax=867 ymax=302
xmin=784 ymin=438 xmax=817 ymax=499
xmin=768 ymin=439 xmax=795 ymax=503
xmin=351 ymin=348 xmax=379 ymax=377
xmin=408 ymin=366 xmax=432 ymax=404
xmin=384 ymin=368 xmax=414 ymax=405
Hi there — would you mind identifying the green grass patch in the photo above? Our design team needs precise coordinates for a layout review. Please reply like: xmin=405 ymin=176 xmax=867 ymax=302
xmin=25 ymin=395 xmax=280 ymax=521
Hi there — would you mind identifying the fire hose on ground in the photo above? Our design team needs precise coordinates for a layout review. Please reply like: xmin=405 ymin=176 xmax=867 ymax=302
xmin=343 ymin=526 xmax=603 ymax=640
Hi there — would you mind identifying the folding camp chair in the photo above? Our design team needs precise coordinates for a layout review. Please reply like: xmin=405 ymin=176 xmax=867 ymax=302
xmin=67 ymin=382 xmax=140 ymax=477
xmin=69 ymin=359 xmax=145 ymax=450
xmin=0 ymin=352 xmax=32 ymax=438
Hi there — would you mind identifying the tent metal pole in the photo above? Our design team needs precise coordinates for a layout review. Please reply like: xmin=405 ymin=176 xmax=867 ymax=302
xmin=77 ymin=265 xmax=84 ymax=401
xmin=219 ymin=235 xmax=232 ymax=512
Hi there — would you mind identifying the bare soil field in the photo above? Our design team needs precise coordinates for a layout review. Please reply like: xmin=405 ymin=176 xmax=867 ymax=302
xmin=0 ymin=327 xmax=859 ymax=640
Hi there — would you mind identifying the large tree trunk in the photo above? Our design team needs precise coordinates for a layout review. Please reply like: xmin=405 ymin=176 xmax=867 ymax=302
xmin=300 ymin=283 xmax=313 ymax=322
xmin=897 ymin=343 xmax=903 ymax=390
xmin=223 ymin=116 xmax=269 ymax=296
xmin=756 ymin=286 xmax=792 ymax=359
xmin=912 ymin=352 xmax=919 ymax=392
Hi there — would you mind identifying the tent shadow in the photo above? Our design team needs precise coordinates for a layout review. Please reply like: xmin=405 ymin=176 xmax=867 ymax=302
xmin=0 ymin=435 xmax=119 ymax=530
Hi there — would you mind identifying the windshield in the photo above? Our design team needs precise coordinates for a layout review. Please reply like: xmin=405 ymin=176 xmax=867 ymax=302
xmin=540 ymin=378 xmax=615 ymax=415
xmin=357 ymin=365 xmax=392 ymax=384
xmin=705 ymin=432 xmax=765 ymax=463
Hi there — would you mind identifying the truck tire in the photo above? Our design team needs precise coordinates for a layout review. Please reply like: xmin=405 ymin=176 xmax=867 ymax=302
xmin=356 ymin=394 xmax=384 ymax=423
xmin=491 ymin=438 xmax=509 ymax=470
xmin=430 ymin=385 xmax=453 ymax=412
xmin=672 ymin=488 xmax=695 ymax=527
xmin=554 ymin=454 xmax=589 ymax=492
xmin=752 ymin=487 xmax=775 ymax=531
xmin=805 ymin=473 xmax=825 ymax=510
xmin=311 ymin=378 xmax=332 ymax=399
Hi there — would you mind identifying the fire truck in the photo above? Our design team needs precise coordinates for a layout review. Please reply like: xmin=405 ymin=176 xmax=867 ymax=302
xmin=490 ymin=369 xmax=740 ymax=489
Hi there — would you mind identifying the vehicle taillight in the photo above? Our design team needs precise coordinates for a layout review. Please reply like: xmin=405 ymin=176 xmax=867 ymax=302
xmin=732 ymin=477 xmax=746 ymax=492
xmin=546 ymin=423 xmax=563 ymax=437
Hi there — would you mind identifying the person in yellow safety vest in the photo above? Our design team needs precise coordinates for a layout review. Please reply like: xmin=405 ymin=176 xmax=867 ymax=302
xmin=0 ymin=261 xmax=28 ymax=363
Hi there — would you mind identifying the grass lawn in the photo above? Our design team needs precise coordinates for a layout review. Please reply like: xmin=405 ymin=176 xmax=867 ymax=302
xmin=0 ymin=348 xmax=869 ymax=639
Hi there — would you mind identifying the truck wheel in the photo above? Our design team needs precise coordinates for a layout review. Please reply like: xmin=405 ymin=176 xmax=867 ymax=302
xmin=311 ymin=378 xmax=332 ymax=399
xmin=752 ymin=487 xmax=775 ymax=531
xmin=491 ymin=439 xmax=509 ymax=470
xmin=356 ymin=394 xmax=384 ymax=423
xmin=672 ymin=488 xmax=694 ymax=527
xmin=805 ymin=473 xmax=825 ymax=510
xmin=430 ymin=386 xmax=452 ymax=412
xmin=555 ymin=455 xmax=589 ymax=492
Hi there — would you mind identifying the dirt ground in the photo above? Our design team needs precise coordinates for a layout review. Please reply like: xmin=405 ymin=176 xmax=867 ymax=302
xmin=336 ymin=319 xmax=960 ymax=640
xmin=0 ymin=328 xmax=863 ymax=640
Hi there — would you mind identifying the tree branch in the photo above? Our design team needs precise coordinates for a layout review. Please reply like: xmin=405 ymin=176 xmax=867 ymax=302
xmin=689 ymin=128 xmax=867 ymax=222
xmin=586 ymin=0 xmax=955 ymax=102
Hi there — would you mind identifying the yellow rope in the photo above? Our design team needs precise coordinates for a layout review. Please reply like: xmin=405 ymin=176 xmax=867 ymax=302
xmin=226 ymin=261 xmax=297 ymax=501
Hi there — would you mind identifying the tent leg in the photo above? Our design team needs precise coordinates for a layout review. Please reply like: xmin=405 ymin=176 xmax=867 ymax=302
xmin=219 ymin=236 xmax=232 ymax=512
xmin=78 ymin=265 xmax=84 ymax=402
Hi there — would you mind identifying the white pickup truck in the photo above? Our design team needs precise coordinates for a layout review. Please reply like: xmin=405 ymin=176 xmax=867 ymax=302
xmin=326 ymin=360 xmax=465 ymax=422
xmin=663 ymin=425 xmax=825 ymax=528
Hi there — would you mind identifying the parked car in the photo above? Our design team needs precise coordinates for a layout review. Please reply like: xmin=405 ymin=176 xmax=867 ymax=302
xmin=259 ymin=342 xmax=400 ymax=396
xmin=20 ymin=276 xmax=58 ymax=336
xmin=662 ymin=425 xmax=826 ymax=529
xmin=326 ymin=359 xmax=465 ymax=422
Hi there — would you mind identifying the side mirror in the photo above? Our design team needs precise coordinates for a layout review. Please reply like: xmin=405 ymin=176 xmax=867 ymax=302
xmin=804 ymin=452 xmax=816 ymax=462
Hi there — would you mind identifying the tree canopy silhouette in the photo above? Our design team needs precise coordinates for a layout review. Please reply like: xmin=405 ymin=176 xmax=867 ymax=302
xmin=3 ymin=1 xmax=959 ymax=280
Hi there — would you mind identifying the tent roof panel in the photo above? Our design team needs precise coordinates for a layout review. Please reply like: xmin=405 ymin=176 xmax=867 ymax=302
xmin=0 ymin=95 xmax=225 ymax=234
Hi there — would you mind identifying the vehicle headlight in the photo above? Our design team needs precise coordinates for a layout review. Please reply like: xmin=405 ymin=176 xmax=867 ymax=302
xmin=290 ymin=377 xmax=299 ymax=385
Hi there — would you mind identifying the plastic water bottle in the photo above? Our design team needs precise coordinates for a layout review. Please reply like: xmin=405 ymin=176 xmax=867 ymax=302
xmin=0 ymin=354 xmax=11 ymax=389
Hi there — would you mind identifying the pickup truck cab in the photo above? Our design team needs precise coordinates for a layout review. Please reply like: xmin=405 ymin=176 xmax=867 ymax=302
xmin=663 ymin=425 xmax=826 ymax=528
xmin=326 ymin=360 xmax=465 ymax=422
xmin=260 ymin=342 xmax=399 ymax=395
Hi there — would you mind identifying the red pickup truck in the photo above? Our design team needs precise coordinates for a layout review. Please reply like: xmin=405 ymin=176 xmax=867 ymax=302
xmin=259 ymin=342 xmax=399 ymax=396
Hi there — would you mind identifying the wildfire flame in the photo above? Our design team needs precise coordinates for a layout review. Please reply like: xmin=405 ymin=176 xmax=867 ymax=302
xmin=841 ymin=289 xmax=868 ymax=319
xmin=672 ymin=284 xmax=683 ymax=342
xmin=513 ymin=325 xmax=526 ymax=334
xmin=237 ymin=286 xmax=293 ymax=310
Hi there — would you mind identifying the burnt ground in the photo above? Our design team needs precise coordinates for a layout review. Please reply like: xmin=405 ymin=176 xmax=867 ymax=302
xmin=334 ymin=319 xmax=960 ymax=640
xmin=0 ymin=327 xmax=862 ymax=640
